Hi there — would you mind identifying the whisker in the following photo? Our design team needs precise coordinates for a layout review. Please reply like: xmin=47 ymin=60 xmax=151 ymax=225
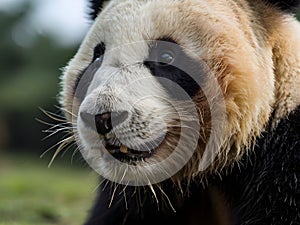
xmin=109 ymin=183 xmax=119 ymax=208
xmin=42 ymin=127 xmax=74 ymax=140
xmin=93 ymin=179 xmax=107 ymax=193
xmin=61 ymin=141 xmax=78 ymax=158
xmin=40 ymin=136 xmax=74 ymax=159
xmin=147 ymin=180 xmax=160 ymax=211
xmin=37 ymin=118 xmax=75 ymax=131
xmin=157 ymin=185 xmax=176 ymax=213
xmin=123 ymin=186 xmax=129 ymax=210
xmin=42 ymin=125 xmax=75 ymax=134
xmin=38 ymin=105 xmax=81 ymax=167
xmin=39 ymin=107 xmax=67 ymax=122
xmin=57 ymin=106 xmax=78 ymax=118
xmin=102 ymin=179 xmax=110 ymax=191
xmin=48 ymin=136 xmax=74 ymax=167
xmin=71 ymin=146 xmax=81 ymax=164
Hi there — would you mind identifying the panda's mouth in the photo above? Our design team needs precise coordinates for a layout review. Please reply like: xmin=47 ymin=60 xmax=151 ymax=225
xmin=105 ymin=144 xmax=155 ymax=163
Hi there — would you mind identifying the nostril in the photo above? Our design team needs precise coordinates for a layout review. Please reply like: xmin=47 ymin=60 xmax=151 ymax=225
xmin=95 ymin=112 xmax=112 ymax=135
xmin=80 ymin=112 xmax=112 ymax=135
xmin=80 ymin=111 xmax=129 ymax=135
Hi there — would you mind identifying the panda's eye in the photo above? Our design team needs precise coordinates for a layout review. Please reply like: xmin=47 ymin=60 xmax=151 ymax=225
xmin=93 ymin=43 xmax=105 ymax=62
xmin=146 ymin=39 xmax=178 ymax=67
xmin=158 ymin=51 xmax=175 ymax=65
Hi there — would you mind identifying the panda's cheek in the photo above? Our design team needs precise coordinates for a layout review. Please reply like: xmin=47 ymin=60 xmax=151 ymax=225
xmin=77 ymin=118 xmax=99 ymax=149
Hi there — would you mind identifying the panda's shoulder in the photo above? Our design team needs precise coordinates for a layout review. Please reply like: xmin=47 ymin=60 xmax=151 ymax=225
xmin=262 ymin=0 xmax=300 ymax=11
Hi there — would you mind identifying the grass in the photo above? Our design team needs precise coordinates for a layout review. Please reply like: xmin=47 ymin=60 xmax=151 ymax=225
xmin=0 ymin=153 xmax=98 ymax=225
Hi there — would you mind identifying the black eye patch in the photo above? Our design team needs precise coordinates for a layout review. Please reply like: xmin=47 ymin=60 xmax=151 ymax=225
xmin=93 ymin=43 xmax=106 ymax=62
xmin=144 ymin=38 xmax=203 ymax=99
xmin=73 ymin=43 xmax=105 ymax=101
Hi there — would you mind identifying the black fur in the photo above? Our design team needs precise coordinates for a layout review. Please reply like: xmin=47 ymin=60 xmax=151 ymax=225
xmin=88 ymin=0 xmax=107 ymax=20
xmin=144 ymin=38 xmax=203 ymax=98
xmin=83 ymin=106 xmax=300 ymax=225
xmin=74 ymin=43 xmax=105 ymax=101
xmin=266 ymin=0 xmax=300 ymax=11
xmin=83 ymin=180 xmax=223 ymax=225
xmin=218 ymin=105 xmax=300 ymax=225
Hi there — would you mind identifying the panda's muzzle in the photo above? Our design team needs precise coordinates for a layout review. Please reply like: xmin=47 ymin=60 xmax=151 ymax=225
xmin=80 ymin=111 xmax=157 ymax=162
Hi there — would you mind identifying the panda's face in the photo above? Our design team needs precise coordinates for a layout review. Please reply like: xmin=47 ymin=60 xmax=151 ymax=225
xmin=61 ymin=0 xmax=275 ymax=185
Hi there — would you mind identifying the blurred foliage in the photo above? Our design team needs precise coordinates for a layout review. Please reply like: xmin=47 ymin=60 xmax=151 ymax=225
xmin=0 ymin=5 xmax=95 ymax=225
xmin=0 ymin=5 xmax=76 ymax=112
xmin=0 ymin=154 xmax=97 ymax=225
xmin=0 ymin=4 xmax=78 ymax=152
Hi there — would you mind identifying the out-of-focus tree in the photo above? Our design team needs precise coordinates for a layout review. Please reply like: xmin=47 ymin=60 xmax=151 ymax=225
xmin=0 ymin=3 xmax=78 ymax=153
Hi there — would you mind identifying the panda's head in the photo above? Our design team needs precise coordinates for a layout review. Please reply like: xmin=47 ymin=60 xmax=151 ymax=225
xmin=60 ymin=0 xmax=300 ymax=185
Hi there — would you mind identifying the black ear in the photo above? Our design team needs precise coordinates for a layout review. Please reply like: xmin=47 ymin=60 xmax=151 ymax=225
xmin=88 ymin=0 xmax=108 ymax=20
xmin=266 ymin=0 xmax=300 ymax=11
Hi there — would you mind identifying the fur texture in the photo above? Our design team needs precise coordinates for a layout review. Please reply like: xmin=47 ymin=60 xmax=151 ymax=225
xmin=61 ymin=0 xmax=300 ymax=179
xmin=58 ymin=0 xmax=300 ymax=224
xmin=83 ymin=106 xmax=300 ymax=225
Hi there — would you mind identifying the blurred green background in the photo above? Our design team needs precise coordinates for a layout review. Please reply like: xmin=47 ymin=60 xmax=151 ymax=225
xmin=0 ymin=1 xmax=97 ymax=225
xmin=0 ymin=1 xmax=299 ymax=225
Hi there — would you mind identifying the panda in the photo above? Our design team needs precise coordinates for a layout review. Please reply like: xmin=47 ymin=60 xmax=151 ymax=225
xmin=59 ymin=0 xmax=300 ymax=224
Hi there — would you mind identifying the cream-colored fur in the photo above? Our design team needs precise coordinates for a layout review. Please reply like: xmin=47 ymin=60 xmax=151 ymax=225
xmin=60 ymin=0 xmax=300 ymax=182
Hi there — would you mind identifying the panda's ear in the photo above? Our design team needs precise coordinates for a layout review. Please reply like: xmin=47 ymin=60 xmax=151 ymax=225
xmin=266 ymin=0 xmax=300 ymax=12
xmin=88 ymin=0 xmax=109 ymax=20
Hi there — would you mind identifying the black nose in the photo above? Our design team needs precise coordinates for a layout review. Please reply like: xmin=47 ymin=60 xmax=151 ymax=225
xmin=80 ymin=111 xmax=129 ymax=135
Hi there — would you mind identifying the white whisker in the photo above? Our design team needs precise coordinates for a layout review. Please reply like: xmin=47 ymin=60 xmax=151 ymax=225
xmin=157 ymin=185 xmax=176 ymax=213
xmin=109 ymin=183 xmax=119 ymax=208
